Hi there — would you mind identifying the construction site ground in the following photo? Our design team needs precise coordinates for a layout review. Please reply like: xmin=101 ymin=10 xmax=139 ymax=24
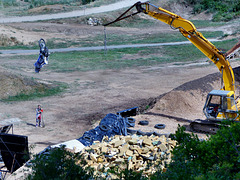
xmin=0 ymin=2 xmax=240 ymax=158
xmin=0 ymin=43 xmax=236 ymax=155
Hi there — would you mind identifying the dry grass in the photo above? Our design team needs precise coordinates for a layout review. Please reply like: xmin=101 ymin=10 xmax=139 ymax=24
xmin=0 ymin=34 xmax=21 ymax=46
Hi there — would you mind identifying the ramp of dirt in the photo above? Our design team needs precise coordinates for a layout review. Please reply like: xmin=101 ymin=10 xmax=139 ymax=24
xmin=0 ymin=68 xmax=57 ymax=100
xmin=133 ymin=66 xmax=240 ymax=137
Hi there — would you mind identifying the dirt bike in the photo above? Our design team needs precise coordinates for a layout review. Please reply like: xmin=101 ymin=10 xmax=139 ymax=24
xmin=34 ymin=38 xmax=49 ymax=73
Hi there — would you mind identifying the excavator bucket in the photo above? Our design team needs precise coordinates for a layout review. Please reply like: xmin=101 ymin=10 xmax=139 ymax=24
xmin=225 ymin=39 xmax=240 ymax=60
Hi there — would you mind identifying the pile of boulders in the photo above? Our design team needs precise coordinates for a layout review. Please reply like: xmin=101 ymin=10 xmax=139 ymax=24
xmin=77 ymin=134 xmax=176 ymax=178
xmin=87 ymin=17 xmax=102 ymax=26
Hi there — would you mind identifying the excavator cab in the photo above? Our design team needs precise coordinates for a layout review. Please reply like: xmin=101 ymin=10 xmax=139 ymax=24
xmin=203 ymin=90 xmax=239 ymax=121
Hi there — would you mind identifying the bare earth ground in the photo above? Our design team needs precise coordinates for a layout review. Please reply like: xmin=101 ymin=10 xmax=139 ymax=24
xmin=0 ymin=2 xmax=239 ymax=168
xmin=0 ymin=46 xmax=228 ymax=154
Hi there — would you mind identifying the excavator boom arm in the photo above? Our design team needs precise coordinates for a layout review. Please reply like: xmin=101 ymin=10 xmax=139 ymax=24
xmin=137 ymin=2 xmax=235 ymax=92
xmin=104 ymin=1 xmax=235 ymax=92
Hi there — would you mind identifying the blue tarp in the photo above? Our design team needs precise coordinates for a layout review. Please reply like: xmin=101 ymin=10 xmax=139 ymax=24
xmin=77 ymin=113 xmax=135 ymax=146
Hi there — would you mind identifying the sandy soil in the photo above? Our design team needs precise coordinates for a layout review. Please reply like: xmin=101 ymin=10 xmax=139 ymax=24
xmin=0 ymin=19 xmax=239 ymax=154
xmin=0 ymin=55 xmax=229 ymax=154
xmin=0 ymin=2 xmax=240 ymax=179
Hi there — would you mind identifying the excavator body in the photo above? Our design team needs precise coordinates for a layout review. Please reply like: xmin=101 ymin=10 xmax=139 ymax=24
xmin=190 ymin=90 xmax=240 ymax=134
xmin=203 ymin=90 xmax=239 ymax=121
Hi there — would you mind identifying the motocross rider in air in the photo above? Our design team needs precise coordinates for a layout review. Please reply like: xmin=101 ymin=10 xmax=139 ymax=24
xmin=34 ymin=38 xmax=49 ymax=73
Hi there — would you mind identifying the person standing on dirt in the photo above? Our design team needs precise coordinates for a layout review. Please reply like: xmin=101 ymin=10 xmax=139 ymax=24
xmin=36 ymin=105 xmax=43 ymax=127
xmin=34 ymin=38 xmax=49 ymax=73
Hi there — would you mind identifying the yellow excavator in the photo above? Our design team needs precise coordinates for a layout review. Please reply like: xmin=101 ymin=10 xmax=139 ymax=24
xmin=104 ymin=1 xmax=240 ymax=133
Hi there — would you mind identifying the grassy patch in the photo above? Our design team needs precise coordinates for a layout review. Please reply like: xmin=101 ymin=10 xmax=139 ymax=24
xmin=0 ymin=30 xmax=224 ymax=50
xmin=0 ymin=45 xmax=37 ymax=50
xmin=40 ymin=38 xmax=81 ymax=49
xmin=2 ymin=46 xmax=186 ymax=72
xmin=26 ymin=46 xmax=200 ymax=71
xmin=200 ymin=31 xmax=223 ymax=38
xmin=0 ymin=38 xmax=80 ymax=50
xmin=2 ymin=82 xmax=67 ymax=102
xmin=191 ymin=20 xmax=226 ymax=28
xmin=0 ymin=0 xmax=120 ymax=16
xmin=56 ymin=39 xmax=240 ymax=71
xmin=8 ymin=39 xmax=237 ymax=73
xmin=104 ymin=31 xmax=223 ymax=46
xmin=213 ymin=39 xmax=239 ymax=51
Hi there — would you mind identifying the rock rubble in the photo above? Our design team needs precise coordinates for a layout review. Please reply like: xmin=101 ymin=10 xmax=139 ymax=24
xmin=77 ymin=134 xmax=177 ymax=178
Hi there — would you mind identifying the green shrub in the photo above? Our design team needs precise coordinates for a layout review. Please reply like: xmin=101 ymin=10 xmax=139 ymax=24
xmin=26 ymin=122 xmax=240 ymax=179
xmin=26 ymin=146 xmax=93 ymax=180
xmin=179 ymin=0 xmax=240 ymax=21
xmin=1 ymin=0 xmax=18 ymax=7
xmin=161 ymin=123 xmax=240 ymax=179
xmin=82 ymin=0 xmax=95 ymax=5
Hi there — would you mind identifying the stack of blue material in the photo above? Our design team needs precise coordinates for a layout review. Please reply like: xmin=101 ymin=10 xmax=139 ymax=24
xmin=78 ymin=112 xmax=136 ymax=146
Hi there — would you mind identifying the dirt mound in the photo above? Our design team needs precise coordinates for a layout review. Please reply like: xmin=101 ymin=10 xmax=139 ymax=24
xmin=147 ymin=66 xmax=240 ymax=120
xmin=131 ymin=67 xmax=240 ymax=137
xmin=0 ymin=68 xmax=53 ymax=99
xmin=149 ymin=73 xmax=220 ymax=120
xmin=0 ymin=34 xmax=21 ymax=46
xmin=28 ymin=5 xmax=67 ymax=14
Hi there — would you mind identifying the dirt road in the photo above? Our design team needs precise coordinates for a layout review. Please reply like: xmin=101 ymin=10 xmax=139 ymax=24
xmin=0 ymin=0 xmax=147 ymax=23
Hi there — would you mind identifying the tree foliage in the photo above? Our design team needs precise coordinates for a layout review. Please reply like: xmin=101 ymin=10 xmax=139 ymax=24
xmin=177 ymin=0 xmax=240 ymax=21
xmin=158 ymin=123 xmax=240 ymax=179
xmin=26 ymin=146 xmax=93 ymax=180
xmin=26 ymin=122 xmax=240 ymax=179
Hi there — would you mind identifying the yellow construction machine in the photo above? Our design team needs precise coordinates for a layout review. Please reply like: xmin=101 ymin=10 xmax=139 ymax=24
xmin=104 ymin=1 xmax=240 ymax=133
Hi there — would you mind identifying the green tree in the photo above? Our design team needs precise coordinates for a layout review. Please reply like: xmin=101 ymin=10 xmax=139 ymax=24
xmin=156 ymin=123 xmax=240 ymax=179
xmin=178 ymin=0 xmax=240 ymax=21
xmin=26 ymin=146 xmax=93 ymax=180
xmin=26 ymin=123 xmax=240 ymax=179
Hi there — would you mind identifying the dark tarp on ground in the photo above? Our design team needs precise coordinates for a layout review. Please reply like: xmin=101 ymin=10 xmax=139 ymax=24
xmin=77 ymin=113 xmax=135 ymax=146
